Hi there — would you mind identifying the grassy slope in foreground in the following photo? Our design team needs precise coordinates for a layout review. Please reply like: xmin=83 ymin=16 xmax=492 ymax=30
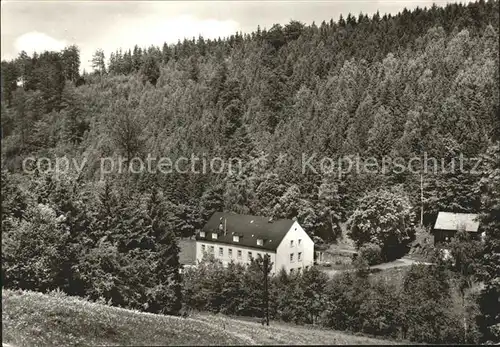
xmin=2 ymin=289 xmax=397 ymax=346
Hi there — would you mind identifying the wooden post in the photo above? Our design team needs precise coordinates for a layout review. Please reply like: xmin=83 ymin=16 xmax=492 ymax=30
xmin=420 ymin=173 xmax=424 ymax=227
xmin=263 ymin=255 xmax=269 ymax=326
xmin=463 ymin=286 xmax=467 ymax=343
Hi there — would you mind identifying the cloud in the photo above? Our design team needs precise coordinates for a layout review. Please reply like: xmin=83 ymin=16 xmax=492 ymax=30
xmin=14 ymin=31 xmax=67 ymax=55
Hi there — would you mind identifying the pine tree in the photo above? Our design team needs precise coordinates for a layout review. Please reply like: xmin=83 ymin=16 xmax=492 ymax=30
xmin=62 ymin=45 xmax=80 ymax=82
xmin=132 ymin=45 xmax=143 ymax=71
xmin=367 ymin=106 xmax=395 ymax=159
xmin=108 ymin=98 xmax=145 ymax=162
xmin=161 ymin=42 xmax=171 ymax=63
xmin=60 ymin=83 xmax=87 ymax=143
xmin=1 ymin=61 xmax=19 ymax=107
xmin=91 ymin=49 xmax=106 ymax=75
xmin=200 ymin=184 xmax=224 ymax=221
xmin=477 ymin=143 xmax=500 ymax=343
xmin=146 ymin=189 xmax=183 ymax=314
xmin=140 ymin=54 xmax=160 ymax=86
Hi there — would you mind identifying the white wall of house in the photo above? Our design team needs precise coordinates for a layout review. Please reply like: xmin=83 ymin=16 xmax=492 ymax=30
xmin=275 ymin=221 xmax=314 ymax=274
xmin=195 ymin=221 xmax=314 ymax=275
xmin=196 ymin=241 xmax=278 ymax=273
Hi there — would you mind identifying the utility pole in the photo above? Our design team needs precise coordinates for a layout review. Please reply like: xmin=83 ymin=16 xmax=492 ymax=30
xmin=420 ymin=173 xmax=424 ymax=227
xmin=263 ymin=255 xmax=269 ymax=326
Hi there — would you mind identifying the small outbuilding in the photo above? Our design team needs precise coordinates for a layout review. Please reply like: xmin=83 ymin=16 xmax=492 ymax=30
xmin=432 ymin=212 xmax=481 ymax=245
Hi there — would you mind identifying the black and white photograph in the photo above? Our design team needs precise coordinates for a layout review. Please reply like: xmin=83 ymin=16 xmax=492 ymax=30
xmin=1 ymin=0 xmax=499 ymax=345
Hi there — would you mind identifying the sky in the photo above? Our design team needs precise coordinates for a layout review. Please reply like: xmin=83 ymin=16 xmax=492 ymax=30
xmin=1 ymin=0 xmax=474 ymax=72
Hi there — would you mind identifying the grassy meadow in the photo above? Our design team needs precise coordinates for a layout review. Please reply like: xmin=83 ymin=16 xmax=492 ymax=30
xmin=2 ymin=289 xmax=398 ymax=346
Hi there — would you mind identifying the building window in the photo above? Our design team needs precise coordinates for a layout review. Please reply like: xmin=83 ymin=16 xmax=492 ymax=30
xmin=257 ymin=239 xmax=263 ymax=246
xmin=210 ymin=246 xmax=214 ymax=254
xmin=298 ymin=252 xmax=302 ymax=261
xmin=290 ymin=268 xmax=294 ymax=274
xmin=248 ymin=251 xmax=252 ymax=260
xmin=290 ymin=240 xmax=294 ymax=247
xmin=219 ymin=247 xmax=223 ymax=257
xmin=298 ymin=239 xmax=302 ymax=245
xmin=228 ymin=248 xmax=233 ymax=258
xmin=201 ymin=244 xmax=206 ymax=252
xmin=290 ymin=253 xmax=294 ymax=262
xmin=233 ymin=235 xmax=239 ymax=242
xmin=212 ymin=233 xmax=218 ymax=239
xmin=199 ymin=231 xmax=205 ymax=237
xmin=237 ymin=250 xmax=242 ymax=259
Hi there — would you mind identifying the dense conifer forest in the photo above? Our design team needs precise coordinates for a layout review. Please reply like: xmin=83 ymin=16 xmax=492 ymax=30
xmin=1 ymin=0 xmax=499 ymax=344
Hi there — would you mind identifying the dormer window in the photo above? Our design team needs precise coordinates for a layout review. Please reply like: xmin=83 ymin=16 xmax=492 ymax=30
xmin=199 ymin=231 xmax=205 ymax=237
xmin=233 ymin=235 xmax=239 ymax=242
xmin=212 ymin=233 xmax=218 ymax=239
xmin=257 ymin=239 xmax=263 ymax=246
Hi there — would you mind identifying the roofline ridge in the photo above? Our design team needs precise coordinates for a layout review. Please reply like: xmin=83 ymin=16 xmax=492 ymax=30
xmin=209 ymin=212 xmax=295 ymax=223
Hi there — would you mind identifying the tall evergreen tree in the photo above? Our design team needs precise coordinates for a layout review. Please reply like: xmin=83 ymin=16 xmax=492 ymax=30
xmin=477 ymin=143 xmax=500 ymax=343
xmin=91 ymin=49 xmax=106 ymax=75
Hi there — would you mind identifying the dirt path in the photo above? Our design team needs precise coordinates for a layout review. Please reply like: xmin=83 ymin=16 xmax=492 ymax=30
xmin=321 ymin=257 xmax=433 ymax=277
xmin=192 ymin=314 xmax=398 ymax=345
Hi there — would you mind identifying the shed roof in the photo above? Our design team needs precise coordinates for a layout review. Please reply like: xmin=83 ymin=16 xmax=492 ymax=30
xmin=433 ymin=212 xmax=480 ymax=232
xmin=197 ymin=212 xmax=295 ymax=251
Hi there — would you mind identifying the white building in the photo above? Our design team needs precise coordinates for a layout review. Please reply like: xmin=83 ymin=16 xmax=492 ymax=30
xmin=195 ymin=212 xmax=314 ymax=274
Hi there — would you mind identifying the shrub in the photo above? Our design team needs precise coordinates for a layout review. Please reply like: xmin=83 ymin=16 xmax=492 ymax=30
xmin=359 ymin=280 xmax=402 ymax=338
xmin=358 ymin=243 xmax=383 ymax=265
xmin=400 ymin=264 xmax=464 ymax=343
xmin=2 ymin=203 xmax=71 ymax=292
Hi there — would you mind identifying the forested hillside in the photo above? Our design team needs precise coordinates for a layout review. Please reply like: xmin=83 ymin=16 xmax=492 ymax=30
xmin=2 ymin=1 xmax=499 ymax=241
xmin=1 ymin=1 xmax=499 ymax=342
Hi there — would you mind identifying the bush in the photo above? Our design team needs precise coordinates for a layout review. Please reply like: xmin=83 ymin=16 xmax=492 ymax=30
xmin=358 ymin=243 xmax=383 ymax=265
xmin=2 ymin=203 xmax=71 ymax=292
xmin=359 ymin=279 xmax=402 ymax=338
xmin=400 ymin=264 xmax=466 ymax=344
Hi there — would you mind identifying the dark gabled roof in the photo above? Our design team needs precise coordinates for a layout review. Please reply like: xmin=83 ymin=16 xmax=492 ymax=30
xmin=433 ymin=212 xmax=480 ymax=232
xmin=197 ymin=212 xmax=295 ymax=251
